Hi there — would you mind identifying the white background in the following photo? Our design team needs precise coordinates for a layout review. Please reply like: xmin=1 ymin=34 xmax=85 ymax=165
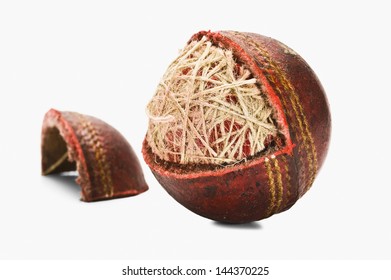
xmin=1 ymin=0 xmax=390 ymax=261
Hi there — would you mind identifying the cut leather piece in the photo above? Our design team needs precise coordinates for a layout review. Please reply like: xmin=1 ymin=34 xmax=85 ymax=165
xmin=42 ymin=109 xmax=148 ymax=202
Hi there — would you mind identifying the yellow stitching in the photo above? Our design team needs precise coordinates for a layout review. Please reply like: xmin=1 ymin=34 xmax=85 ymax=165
xmin=234 ymin=32 xmax=315 ymax=185
xmin=281 ymin=155 xmax=291 ymax=206
xmin=261 ymin=65 xmax=307 ymax=192
xmin=273 ymin=74 xmax=317 ymax=191
xmin=273 ymin=158 xmax=283 ymax=212
xmin=264 ymin=159 xmax=276 ymax=216
xmin=79 ymin=116 xmax=113 ymax=197
xmin=231 ymin=31 xmax=317 ymax=191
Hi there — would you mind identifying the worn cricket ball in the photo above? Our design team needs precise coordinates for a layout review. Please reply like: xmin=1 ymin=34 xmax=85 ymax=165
xmin=142 ymin=30 xmax=331 ymax=223
xmin=42 ymin=109 xmax=148 ymax=201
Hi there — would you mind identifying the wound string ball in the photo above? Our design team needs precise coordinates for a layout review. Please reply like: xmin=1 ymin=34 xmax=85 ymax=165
xmin=146 ymin=36 xmax=279 ymax=165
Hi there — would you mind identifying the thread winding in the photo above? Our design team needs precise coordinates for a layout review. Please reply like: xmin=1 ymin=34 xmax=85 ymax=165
xmin=146 ymin=36 xmax=279 ymax=165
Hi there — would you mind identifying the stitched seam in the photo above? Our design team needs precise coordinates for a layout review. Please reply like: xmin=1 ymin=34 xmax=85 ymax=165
xmin=276 ymin=76 xmax=317 ymax=190
xmin=273 ymin=158 xmax=283 ymax=212
xmin=267 ymin=72 xmax=310 ymax=186
xmin=231 ymin=31 xmax=317 ymax=191
xmin=235 ymin=32 xmax=315 ymax=186
xmin=79 ymin=116 xmax=113 ymax=197
xmin=281 ymin=155 xmax=291 ymax=207
xmin=264 ymin=159 xmax=276 ymax=217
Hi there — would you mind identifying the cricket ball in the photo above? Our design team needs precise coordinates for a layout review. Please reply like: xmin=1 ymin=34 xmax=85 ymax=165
xmin=142 ymin=30 xmax=331 ymax=223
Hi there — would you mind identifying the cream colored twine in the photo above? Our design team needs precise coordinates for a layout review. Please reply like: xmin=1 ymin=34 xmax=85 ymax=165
xmin=146 ymin=36 xmax=278 ymax=165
